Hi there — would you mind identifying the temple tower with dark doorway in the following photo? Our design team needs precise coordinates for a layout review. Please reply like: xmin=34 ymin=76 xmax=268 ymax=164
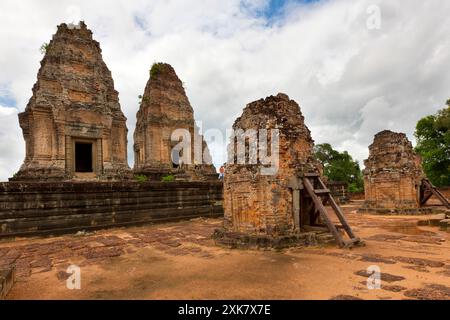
xmin=12 ymin=22 xmax=131 ymax=181
xmin=133 ymin=63 xmax=216 ymax=181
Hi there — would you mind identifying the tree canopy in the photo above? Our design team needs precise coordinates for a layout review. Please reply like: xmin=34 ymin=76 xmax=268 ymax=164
xmin=314 ymin=143 xmax=364 ymax=193
xmin=415 ymin=100 xmax=450 ymax=187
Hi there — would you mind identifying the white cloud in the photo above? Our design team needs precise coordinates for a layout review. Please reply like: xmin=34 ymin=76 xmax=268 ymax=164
xmin=0 ymin=0 xmax=449 ymax=181
xmin=0 ymin=105 xmax=24 ymax=181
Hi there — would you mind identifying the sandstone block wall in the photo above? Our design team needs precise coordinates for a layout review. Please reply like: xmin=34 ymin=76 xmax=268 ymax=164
xmin=0 ymin=182 xmax=223 ymax=238
xmin=328 ymin=182 xmax=350 ymax=203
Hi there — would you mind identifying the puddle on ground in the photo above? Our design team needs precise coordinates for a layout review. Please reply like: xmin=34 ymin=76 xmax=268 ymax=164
xmin=381 ymin=224 xmax=436 ymax=236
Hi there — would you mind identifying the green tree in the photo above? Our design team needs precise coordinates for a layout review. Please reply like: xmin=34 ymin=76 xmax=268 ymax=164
xmin=314 ymin=143 xmax=364 ymax=193
xmin=415 ymin=100 xmax=450 ymax=187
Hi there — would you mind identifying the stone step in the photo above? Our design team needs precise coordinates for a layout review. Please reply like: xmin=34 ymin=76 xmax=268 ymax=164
xmin=439 ymin=219 xmax=450 ymax=231
xmin=418 ymin=214 xmax=447 ymax=227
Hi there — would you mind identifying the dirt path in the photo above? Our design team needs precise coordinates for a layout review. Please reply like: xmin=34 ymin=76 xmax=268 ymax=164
xmin=1 ymin=202 xmax=449 ymax=300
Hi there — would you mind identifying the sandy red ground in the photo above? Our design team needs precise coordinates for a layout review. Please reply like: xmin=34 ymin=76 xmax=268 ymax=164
xmin=1 ymin=201 xmax=449 ymax=300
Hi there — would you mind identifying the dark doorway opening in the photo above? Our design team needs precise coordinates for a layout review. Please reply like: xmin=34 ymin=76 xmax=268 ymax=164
xmin=75 ymin=142 xmax=93 ymax=173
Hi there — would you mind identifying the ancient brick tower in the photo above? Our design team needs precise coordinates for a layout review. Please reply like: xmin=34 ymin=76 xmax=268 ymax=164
xmin=361 ymin=130 xmax=426 ymax=213
xmin=219 ymin=94 xmax=324 ymax=246
xmin=133 ymin=63 xmax=216 ymax=180
xmin=13 ymin=22 xmax=131 ymax=181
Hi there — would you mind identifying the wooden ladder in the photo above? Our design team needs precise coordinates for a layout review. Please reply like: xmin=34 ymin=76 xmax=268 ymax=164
xmin=302 ymin=173 xmax=362 ymax=248
xmin=420 ymin=179 xmax=450 ymax=209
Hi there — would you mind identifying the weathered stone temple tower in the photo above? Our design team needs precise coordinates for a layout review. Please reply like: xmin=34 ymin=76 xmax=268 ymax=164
xmin=12 ymin=22 xmax=131 ymax=181
xmin=361 ymin=130 xmax=426 ymax=213
xmin=216 ymin=94 xmax=360 ymax=248
xmin=133 ymin=63 xmax=216 ymax=180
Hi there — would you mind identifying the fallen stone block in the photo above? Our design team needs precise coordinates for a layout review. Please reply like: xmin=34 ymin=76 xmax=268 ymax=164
xmin=0 ymin=265 xmax=15 ymax=300
xmin=354 ymin=270 xmax=406 ymax=283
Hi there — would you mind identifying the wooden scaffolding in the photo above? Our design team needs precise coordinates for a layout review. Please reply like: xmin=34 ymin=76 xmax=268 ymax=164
xmin=419 ymin=179 xmax=450 ymax=209
xmin=290 ymin=173 xmax=362 ymax=248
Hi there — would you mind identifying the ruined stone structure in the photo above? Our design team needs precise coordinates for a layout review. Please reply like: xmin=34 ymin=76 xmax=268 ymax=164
xmin=215 ymin=93 xmax=361 ymax=248
xmin=361 ymin=130 xmax=426 ymax=213
xmin=12 ymin=22 xmax=131 ymax=181
xmin=133 ymin=63 xmax=216 ymax=181
xmin=227 ymin=94 xmax=318 ymax=231
xmin=222 ymin=94 xmax=321 ymax=238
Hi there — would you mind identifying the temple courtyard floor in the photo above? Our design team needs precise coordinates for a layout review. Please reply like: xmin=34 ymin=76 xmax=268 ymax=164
xmin=1 ymin=201 xmax=449 ymax=300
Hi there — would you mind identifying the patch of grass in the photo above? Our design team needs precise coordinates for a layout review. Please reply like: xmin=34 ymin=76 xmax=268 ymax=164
xmin=161 ymin=174 xmax=175 ymax=182
xmin=135 ymin=174 xmax=148 ymax=183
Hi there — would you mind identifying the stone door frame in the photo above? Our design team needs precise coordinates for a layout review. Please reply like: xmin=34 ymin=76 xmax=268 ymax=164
xmin=66 ymin=136 xmax=103 ymax=179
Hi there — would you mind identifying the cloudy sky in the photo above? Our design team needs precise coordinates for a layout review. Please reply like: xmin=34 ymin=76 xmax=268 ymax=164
xmin=0 ymin=0 xmax=449 ymax=181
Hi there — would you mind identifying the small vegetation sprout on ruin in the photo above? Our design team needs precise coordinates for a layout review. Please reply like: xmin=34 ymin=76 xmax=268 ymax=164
xmin=40 ymin=43 xmax=49 ymax=54
xmin=135 ymin=174 xmax=148 ymax=183
xmin=138 ymin=95 xmax=149 ymax=106
xmin=150 ymin=62 xmax=164 ymax=79
xmin=162 ymin=174 xmax=175 ymax=182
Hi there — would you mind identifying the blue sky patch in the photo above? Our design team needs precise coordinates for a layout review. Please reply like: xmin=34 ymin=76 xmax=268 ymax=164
xmin=0 ymin=84 xmax=17 ymax=108
xmin=249 ymin=0 xmax=320 ymax=21
xmin=0 ymin=95 xmax=16 ymax=108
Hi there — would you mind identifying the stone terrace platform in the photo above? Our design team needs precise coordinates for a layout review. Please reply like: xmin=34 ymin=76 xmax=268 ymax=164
xmin=0 ymin=181 xmax=223 ymax=238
